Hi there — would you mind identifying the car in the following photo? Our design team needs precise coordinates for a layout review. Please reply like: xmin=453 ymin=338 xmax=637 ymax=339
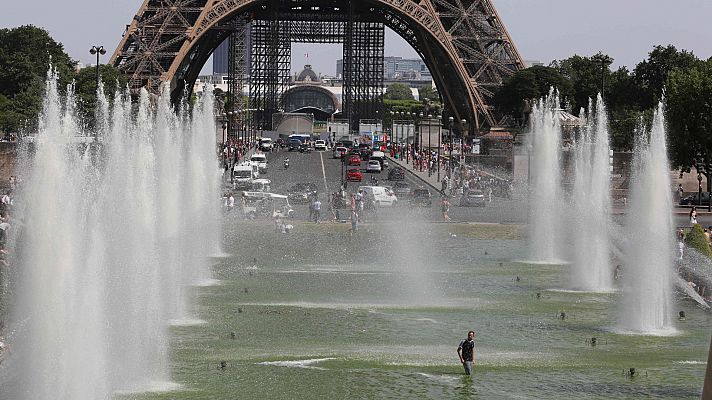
xmin=680 ymin=192 xmax=711 ymax=205
xmin=348 ymin=155 xmax=362 ymax=166
xmin=287 ymin=182 xmax=319 ymax=204
xmin=314 ymin=140 xmax=327 ymax=151
xmin=259 ymin=138 xmax=273 ymax=152
xmin=366 ymin=160 xmax=382 ymax=173
xmin=387 ymin=167 xmax=405 ymax=181
xmin=391 ymin=181 xmax=411 ymax=197
xmin=249 ymin=153 xmax=268 ymax=173
xmin=346 ymin=168 xmax=363 ymax=182
xmin=358 ymin=185 xmax=398 ymax=207
xmin=459 ymin=190 xmax=486 ymax=207
xmin=370 ymin=151 xmax=389 ymax=169
xmin=241 ymin=191 xmax=295 ymax=219
xmin=288 ymin=139 xmax=301 ymax=151
xmin=409 ymin=188 xmax=432 ymax=207
xmin=333 ymin=146 xmax=347 ymax=159
xmin=358 ymin=144 xmax=372 ymax=159
xmin=298 ymin=142 xmax=312 ymax=153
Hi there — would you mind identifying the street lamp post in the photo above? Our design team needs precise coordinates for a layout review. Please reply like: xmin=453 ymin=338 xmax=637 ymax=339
xmin=418 ymin=112 xmax=424 ymax=172
xmin=448 ymin=117 xmax=454 ymax=178
xmin=437 ymin=115 xmax=442 ymax=182
xmin=427 ymin=114 xmax=433 ymax=177
xmin=698 ymin=170 xmax=703 ymax=207
xmin=89 ymin=45 xmax=107 ymax=94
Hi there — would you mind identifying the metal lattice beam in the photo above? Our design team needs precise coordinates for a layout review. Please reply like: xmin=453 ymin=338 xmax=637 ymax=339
xmin=227 ymin=14 xmax=248 ymax=140
xmin=112 ymin=0 xmax=526 ymax=132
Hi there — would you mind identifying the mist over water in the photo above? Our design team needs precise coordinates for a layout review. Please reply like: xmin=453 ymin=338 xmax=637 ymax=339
xmin=2 ymin=69 xmax=220 ymax=399
xmin=619 ymin=102 xmax=675 ymax=334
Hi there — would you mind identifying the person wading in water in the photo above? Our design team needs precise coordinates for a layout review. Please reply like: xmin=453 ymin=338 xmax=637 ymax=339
xmin=457 ymin=330 xmax=476 ymax=375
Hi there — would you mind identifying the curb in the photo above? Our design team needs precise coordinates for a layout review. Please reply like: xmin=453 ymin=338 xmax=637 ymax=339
xmin=386 ymin=156 xmax=441 ymax=193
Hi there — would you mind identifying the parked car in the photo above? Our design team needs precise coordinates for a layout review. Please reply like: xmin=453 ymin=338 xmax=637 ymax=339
xmin=459 ymin=190 xmax=486 ymax=207
xmin=391 ymin=181 xmax=411 ymax=197
xmin=387 ymin=167 xmax=405 ymax=180
xmin=314 ymin=140 xmax=327 ymax=151
xmin=409 ymin=188 xmax=432 ymax=207
xmin=366 ymin=160 xmax=382 ymax=173
xmin=241 ymin=192 xmax=295 ymax=219
xmin=680 ymin=192 xmax=711 ymax=205
xmin=358 ymin=185 xmax=398 ymax=207
xmin=346 ymin=168 xmax=363 ymax=182
xmin=287 ymin=182 xmax=319 ymax=204
xmin=333 ymin=146 xmax=347 ymax=159
xmin=348 ymin=155 xmax=362 ymax=166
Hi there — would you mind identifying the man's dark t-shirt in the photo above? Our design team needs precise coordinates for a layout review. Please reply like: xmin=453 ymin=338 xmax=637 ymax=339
xmin=459 ymin=339 xmax=474 ymax=361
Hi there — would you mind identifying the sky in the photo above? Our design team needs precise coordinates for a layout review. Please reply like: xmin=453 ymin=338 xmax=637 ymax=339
xmin=2 ymin=0 xmax=712 ymax=76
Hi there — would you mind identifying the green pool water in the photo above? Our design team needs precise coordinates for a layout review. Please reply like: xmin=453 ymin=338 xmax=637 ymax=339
xmin=126 ymin=221 xmax=710 ymax=399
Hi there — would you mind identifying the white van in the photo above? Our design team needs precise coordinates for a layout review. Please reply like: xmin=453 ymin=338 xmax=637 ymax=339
xmin=370 ymin=151 xmax=389 ymax=169
xmin=259 ymin=138 xmax=273 ymax=152
xmin=357 ymin=185 xmax=398 ymax=207
xmin=233 ymin=162 xmax=259 ymax=189
xmin=250 ymin=153 xmax=268 ymax=173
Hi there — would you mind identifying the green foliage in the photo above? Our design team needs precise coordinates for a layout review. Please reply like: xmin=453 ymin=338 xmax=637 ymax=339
xmin=384 ymin=83 xmax=414 ymax=101
xmin=493 ymin=65 xmax=573 ymax=126
xmin=74 ymin=64 xmax=128 ymax=127
xmin=633 ymin=45 xmax=701 ymax=110
xmin=550 ymin=52 xmax=612 ymax=112
xmin=685 ymin=224 xmax=712 ymax=258
xmin=0 ymin=25 xmax=75 ymax=134
xmin=666 ymin=59 xmax=712 ymax=175
xmin=419 ymin=86 xmax=439 ymax=102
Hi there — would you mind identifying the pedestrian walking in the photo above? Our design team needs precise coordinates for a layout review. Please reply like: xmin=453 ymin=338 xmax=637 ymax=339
xmin=457 ymin=330 xmax=476 ymax=375
xmin=690 ymin=206 xmax=698 ymax=225
xmin=313 ymin=198 xmax=322 ymax=223
xmin=441 ymin=197 xmax=451 ymax=222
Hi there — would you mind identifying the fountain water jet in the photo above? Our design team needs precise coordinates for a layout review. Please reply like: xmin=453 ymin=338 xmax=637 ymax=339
xmin=619 ymin=102 xmax=676 ymax=335
xmin=570 ymin=94 xmax=613 ymax=291
xmin=527 ymin=90 xmax=565 ymax=263
xmin=4 ymin=68 xmax=220 ymax=398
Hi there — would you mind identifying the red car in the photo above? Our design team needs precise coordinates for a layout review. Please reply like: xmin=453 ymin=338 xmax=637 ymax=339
xmin=347 ymin=155 xmax=362 ymax=166
xmin=346 ymin=168 xmax=363 ymax=182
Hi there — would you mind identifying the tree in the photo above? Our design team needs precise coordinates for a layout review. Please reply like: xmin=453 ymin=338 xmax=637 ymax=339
xmin=492 ymin=65 xmax=573 ymax=126
xmin=74 ymin=64 xmax=128 ymax=128
xmin=667 ymin=59 xmax=712 ymax=190
xmin=0 ymin=25 xmax=75 ymax=134
xmin=384 ymin=83 xmax=414 ymax=100
xmin=419 ymin=86 xmax=439 ymax=102
xmin=634 ymin=45 xmax=701 ymax=110
xmin=550 ymin=52 xmax=612 ymax=112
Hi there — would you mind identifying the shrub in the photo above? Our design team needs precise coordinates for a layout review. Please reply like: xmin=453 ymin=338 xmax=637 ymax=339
xmin=684 ymin=224 xmax=712 ymax=258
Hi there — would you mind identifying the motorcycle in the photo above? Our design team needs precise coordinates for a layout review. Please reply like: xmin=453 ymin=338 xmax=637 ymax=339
xmin=284 ymin=158 xmax=290 ymax=169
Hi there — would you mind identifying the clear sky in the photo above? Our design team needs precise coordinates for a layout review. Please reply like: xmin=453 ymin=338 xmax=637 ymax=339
xmin=2 ymin=0 xmax=711 ymax=75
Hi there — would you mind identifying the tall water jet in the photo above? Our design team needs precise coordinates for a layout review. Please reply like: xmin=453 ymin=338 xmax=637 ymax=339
xmin=570 ymin=95 xmax=613 ymax=291
xmin=619 ymin=102 xmax=675 ymax=334
xmin=527 ymin=90 xmax=564 ymax=263
xmin=4 ymin=68 xmax=219 ymax=398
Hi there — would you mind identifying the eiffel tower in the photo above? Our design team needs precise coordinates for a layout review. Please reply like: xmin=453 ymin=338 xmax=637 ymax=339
xmin=111 ymin=0 xmax=524 ymax=134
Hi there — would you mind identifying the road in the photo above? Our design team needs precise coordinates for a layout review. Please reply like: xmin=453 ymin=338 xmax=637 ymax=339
xmin=223 ymin=148 xmax=528 ymax=223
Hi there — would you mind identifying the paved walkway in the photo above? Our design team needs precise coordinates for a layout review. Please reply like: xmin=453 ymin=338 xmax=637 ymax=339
xmin=386 ymin=155 xmax=445 ymax=193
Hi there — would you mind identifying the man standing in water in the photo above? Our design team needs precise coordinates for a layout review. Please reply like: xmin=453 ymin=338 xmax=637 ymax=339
xmin=457 ymin=330 xmax=476 ymax=375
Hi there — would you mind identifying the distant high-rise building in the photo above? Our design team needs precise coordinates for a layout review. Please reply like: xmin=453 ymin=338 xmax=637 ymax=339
xmin=212 ymin=24 xmax=252 ymax=75
xmin=337 ymin=56 xmax=431 ymax=80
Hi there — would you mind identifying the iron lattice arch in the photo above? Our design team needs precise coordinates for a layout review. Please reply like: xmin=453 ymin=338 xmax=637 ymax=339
xmin=111 ymin=0 xmax=525 ymax=132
